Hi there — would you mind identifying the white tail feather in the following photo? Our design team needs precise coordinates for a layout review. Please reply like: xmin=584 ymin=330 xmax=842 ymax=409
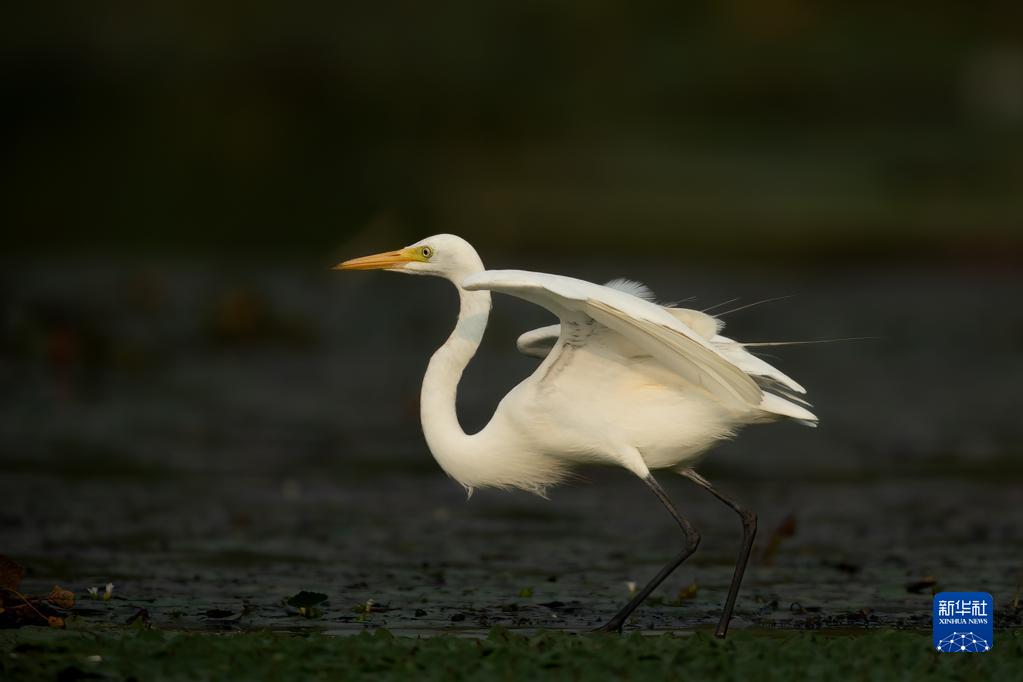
xmin=758 ymin=392 xmax=818 ymax=425
xmin=603 ymin=278 xmax=656 ymax=301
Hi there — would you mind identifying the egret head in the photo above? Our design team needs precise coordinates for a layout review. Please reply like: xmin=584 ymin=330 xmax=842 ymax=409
xmin=335 ymin=234 xmax=484 ymax=282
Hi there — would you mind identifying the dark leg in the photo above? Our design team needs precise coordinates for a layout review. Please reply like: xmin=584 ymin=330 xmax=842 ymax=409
xmin=596 ymin=473 xmax=700 ymax=632
xmin=681 ymin=469 xmax=757 ymax=639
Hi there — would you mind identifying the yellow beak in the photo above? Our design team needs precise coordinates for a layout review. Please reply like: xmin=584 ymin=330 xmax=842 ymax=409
xmin=334 ymin=248 xmax=417 ymax=271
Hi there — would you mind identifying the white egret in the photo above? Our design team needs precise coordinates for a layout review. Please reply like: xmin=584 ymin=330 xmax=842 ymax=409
xmin=336 ymin=234 xmax=816 ymax=636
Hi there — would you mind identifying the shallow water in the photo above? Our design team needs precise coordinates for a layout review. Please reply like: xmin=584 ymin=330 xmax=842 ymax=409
xmin=1 ymin=262 xmax=1021 ymax=632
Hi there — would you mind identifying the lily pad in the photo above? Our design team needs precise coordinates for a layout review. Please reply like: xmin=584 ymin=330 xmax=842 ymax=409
xmin=285 ymin=591 xmax=328 ymax=609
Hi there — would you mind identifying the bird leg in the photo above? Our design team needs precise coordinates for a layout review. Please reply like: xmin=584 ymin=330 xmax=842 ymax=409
xmin=595 ymin=473 xmax=700 ymax=633
xmin=680 ymin=469 xmax=757 ymax=639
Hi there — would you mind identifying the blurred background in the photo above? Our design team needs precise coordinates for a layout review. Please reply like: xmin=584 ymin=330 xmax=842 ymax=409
xmin=1 ymin=3 xmax=1021 ymax=632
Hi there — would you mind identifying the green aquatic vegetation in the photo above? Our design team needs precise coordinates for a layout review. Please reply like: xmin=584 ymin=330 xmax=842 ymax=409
xmin=285 ymin=591 xmax=329 ymax=619
xmin=1 ymin=628 xmax=1020 ymax=681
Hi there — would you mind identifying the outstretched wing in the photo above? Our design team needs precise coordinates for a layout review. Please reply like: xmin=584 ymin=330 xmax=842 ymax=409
xmin=519 ymin=308 xmax=808 ymax=394
xmin=515 ymin=279 xmax=651 ymax=358
xmin=463 ymin=269 xmax=762 ymax=407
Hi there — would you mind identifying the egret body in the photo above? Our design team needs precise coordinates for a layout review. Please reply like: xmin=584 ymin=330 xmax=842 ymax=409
xmin=337 ymin=234 xmax=816 ymax=636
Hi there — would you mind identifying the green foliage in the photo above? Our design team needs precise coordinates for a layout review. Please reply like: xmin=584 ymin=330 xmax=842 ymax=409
xmin=1 ymin=628 xmax=1020 ymax=681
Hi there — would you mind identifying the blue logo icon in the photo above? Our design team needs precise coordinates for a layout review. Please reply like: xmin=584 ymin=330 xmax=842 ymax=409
xmin=933 ymin=592 xmax=993 ymax=653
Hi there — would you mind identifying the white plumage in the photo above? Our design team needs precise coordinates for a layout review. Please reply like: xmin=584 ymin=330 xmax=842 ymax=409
xmin=337 ymin=233 xmax=817 ymax=636
xmin=339 ymin=234 xmax=815 ymax=494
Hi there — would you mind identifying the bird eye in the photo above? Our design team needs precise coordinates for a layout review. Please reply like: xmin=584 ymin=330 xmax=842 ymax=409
xmin=421 ymin=247 xmax=433 ymax=258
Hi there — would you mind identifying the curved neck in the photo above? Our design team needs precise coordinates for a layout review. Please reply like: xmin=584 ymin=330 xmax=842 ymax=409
xmin=420 ymin=284 xmax=491 ymax=485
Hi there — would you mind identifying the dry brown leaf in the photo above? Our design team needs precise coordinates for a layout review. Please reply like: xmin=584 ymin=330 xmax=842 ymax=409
xmin=2 ymin=601 xmax=46 ymax=628
xmin=47 ymin=586 xmax=75 ymax=610
xmin=0 ymin=556 xmax=25 ymax=590
xmin=0 ymin=579 xmax=70 ymax=629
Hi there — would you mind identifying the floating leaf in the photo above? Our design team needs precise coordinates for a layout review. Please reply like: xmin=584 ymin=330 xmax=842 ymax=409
xmin=518 ymin=587 xmax=533 ymax=598
xmin=286 ymin=591 xmax=328 ymax=609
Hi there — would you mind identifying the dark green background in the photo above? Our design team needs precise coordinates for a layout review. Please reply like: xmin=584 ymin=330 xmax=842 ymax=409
xmin=4 ymin=3 xmax=1021 ymax=263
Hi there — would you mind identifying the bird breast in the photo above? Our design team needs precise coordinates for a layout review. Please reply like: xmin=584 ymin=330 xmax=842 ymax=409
xmin=500 ymin=344 xmax=740 ymax=472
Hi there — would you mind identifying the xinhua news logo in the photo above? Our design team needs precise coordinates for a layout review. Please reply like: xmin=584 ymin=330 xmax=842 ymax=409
xmin=933 ymin=592 xmax=993 ymax=653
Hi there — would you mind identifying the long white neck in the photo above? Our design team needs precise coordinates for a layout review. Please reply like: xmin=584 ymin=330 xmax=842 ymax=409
xmin=420 ymin=284 xmax=492 ymax=488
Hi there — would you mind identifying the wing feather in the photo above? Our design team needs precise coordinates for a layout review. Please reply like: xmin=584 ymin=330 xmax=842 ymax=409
xmin=463 ymin=269 xmax=762 ymax=406
xmin=665 ymin=307 xmax=723 ymax=340
xmin=710 ymin=335 xmax=807 ymax=394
